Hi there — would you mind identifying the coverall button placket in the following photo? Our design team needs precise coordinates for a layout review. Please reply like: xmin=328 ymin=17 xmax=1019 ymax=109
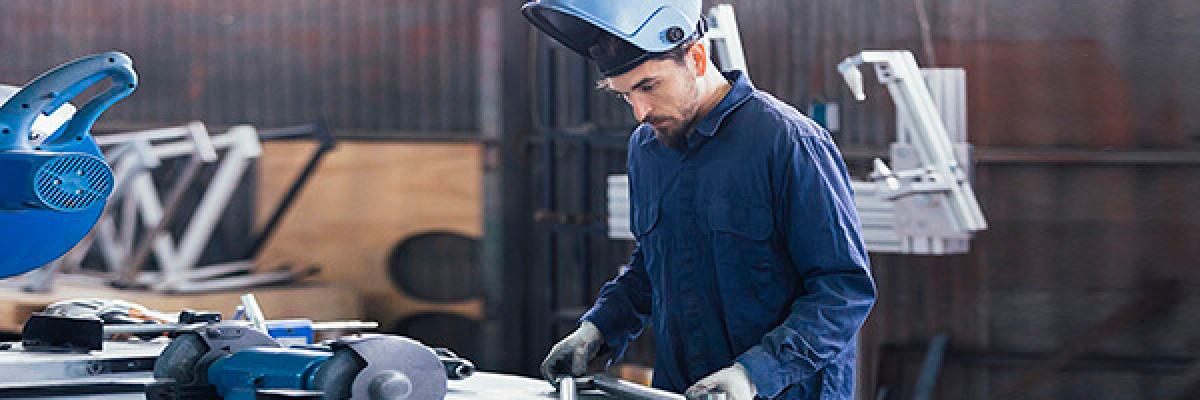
xmin=679 ymin=144 xmax=712 ymax=375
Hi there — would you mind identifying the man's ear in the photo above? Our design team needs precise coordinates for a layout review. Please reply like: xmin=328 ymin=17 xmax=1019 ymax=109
xmin=691 ymin=41 xmax=707 ymax=76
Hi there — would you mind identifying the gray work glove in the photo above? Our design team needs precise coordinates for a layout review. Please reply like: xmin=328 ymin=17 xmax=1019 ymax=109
xmin=685 ymin=363 xmax=757 ymax=400
xmin=540 ymin=321 xmax=605 ymax=383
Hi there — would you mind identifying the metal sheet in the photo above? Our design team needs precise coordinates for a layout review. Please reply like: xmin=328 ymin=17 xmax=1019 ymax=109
xmin=0 ymin=341 xmax=165 ymax=383
xmin=0 ymin=0 xmax=481 ymax=135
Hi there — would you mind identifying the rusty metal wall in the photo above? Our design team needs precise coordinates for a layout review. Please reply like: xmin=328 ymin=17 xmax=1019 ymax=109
xmin=572 ymin=0 xmax=1200 ymax=150
xmin=0 ymin=0 xmax=480 ymax=136
xmin=534 ymin=1 xmax=1200 ymax=399
xmin=723 ymin=1 xmax=1200 ymax=399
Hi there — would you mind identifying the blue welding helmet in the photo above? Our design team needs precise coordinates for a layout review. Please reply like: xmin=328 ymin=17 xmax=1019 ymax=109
xmin=522 ymin=0 xmax=706 ymax=77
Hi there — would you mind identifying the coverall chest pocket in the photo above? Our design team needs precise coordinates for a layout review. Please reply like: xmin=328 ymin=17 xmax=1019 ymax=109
xmin=707 ymin=197 xmax=788 ymax=315
xmin=706 ymin=197 xmax=776 ymax=273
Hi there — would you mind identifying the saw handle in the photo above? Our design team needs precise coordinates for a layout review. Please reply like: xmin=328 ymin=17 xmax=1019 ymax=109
xmin=0 ymin=51 xmax=137 ymax=150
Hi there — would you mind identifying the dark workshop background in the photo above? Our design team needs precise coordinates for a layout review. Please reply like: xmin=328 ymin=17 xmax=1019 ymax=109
xmin=0 ymin=1 xmax=1197 ymax=399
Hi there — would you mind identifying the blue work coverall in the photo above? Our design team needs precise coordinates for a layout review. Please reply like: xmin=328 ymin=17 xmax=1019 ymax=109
xmin=581 ymin=71 xmax=876 ymax=399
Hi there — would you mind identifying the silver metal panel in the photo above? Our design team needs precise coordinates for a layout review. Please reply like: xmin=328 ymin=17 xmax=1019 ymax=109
xmin=0 ymin=341 xmax=165 ymax=383
xmin=607 ymin=175 xmax=634 ymax=240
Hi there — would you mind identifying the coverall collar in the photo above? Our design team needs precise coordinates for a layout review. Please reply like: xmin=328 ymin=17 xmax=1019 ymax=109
xmin=640 ymin=70 xmax=754 ymax=146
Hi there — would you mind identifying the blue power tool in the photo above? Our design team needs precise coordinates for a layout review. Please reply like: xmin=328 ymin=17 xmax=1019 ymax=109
xmin=149 ymin=327 xmax=472 ymax=400
xmin=0 ymin=52 xmax=137 ymax=277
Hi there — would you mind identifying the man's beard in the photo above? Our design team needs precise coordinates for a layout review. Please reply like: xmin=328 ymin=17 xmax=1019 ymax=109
xmin=644 ymin=78 xmax=700 ymax=149
xmin=647 ymin=104 xmax=699 ymax=149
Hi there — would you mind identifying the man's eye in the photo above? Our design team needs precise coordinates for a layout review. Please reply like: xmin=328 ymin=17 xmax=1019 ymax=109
xmin=639 ymin=84 xmax=656 ymax=93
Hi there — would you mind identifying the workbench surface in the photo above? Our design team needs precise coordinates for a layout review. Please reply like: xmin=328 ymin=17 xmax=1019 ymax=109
xmin=23 ymin=372 xmax=610 ymax=399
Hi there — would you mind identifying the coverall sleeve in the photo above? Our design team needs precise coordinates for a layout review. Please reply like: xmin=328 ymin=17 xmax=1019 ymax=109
xmin=581 ymin=132 xmax=654 ymax=362
xmin=580 ymin=242 xmax=652 ymax=362
xmin=736 ymin=131 xmax=877 ymax=398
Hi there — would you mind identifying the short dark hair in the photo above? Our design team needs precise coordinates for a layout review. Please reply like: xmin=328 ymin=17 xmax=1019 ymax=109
xmin=594 ymin=38 xmax=699 ymax=90
xmin=650 ymin=38 xmax=698 ymax=64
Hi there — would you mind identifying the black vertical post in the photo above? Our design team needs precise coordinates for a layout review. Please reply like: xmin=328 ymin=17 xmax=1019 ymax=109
xmin=540 ymin=40 xmax=560 ymax=348
xmin=577 ymin=59 xmax=594 ymax=309
xmin=479 ymin=0 xmax=534 ymax=375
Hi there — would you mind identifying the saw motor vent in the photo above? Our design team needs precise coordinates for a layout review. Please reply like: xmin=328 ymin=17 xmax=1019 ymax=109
xmin=34 ymin=153 xmax=113 ymax=211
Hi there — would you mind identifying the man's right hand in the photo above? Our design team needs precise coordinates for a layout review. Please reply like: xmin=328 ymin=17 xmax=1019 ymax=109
xmin=540 ymin=320 xmax=605 ymax=383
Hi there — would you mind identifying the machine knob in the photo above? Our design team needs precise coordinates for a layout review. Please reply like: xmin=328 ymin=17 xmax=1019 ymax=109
xmin=368 ymin=371 xmax=413 ymax=400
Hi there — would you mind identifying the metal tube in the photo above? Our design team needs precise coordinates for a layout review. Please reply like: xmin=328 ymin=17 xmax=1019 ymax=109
xmin=590 ymin=375 xmax=686 ymax=400
xmin=103 ymin=320 xmax=379 ymax=336
xmin=256 ymin=124 xmax=318 ymax=140
xmin=310 ymin=321 xmax=379 ymax=331
xmin=115 ymin=154 xmax=205 ymax=285
xmin=103 ymin=323 xmax=193 ymax=335
xmin=245 ymin=123 xmax=337 ymax=259
xmin=240 ymin=294 xmax=269 ymax=333
xmin=556 ymin=376 xmax=577 ymax=400
xmin=442 ymin=357 xmax=475 ymax=380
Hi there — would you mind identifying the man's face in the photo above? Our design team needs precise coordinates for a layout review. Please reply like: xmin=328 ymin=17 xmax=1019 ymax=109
xmin=602 ymin=51 xmax=701 ymax=145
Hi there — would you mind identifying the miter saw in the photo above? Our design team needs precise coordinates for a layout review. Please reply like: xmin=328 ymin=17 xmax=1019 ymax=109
xmin=0 ymin=51 xmax=136 ymax=277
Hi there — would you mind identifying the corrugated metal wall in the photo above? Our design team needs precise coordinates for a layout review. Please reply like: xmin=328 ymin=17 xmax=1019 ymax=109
xmin=727 ymin=1 xmax=1200 ymax=399
xmin=535 ymin=1 xmax=1200 ymax=399
xmin=567 ymin=0 xmax=1200 ymax=149
xmin=0 ymin=0 xmax=479 ymax=135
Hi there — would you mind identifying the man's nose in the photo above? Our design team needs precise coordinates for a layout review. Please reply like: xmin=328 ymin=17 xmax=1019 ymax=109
xmin=628 ymin=96 xmax=652 ymax=122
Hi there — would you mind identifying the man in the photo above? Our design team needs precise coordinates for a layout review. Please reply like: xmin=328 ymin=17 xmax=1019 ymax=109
xmin=523 ymin=1 xmax=877 ymax=399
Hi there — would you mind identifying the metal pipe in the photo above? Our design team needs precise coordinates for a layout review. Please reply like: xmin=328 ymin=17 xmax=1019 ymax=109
xmin=557 ymin=376 xmax=577 ymax=400
xmin=240 ymin=294 xmax=269 ymax=333
xmin=311 ymin=321 xmax=379 ymax=331
xmin=103 ymin=321 xmax=201 ymax=333
xmin=245 ymin=122 xmax=337 ymax=259
xmin=442 ymin=358 xmax=475 ymax=380
xmin=590 ymin=375 xmax=686 ymax=400
xmin=103 ymin=320 xmax=379 ymax=336
xmin=115 ymin=154 xmax=205 ymax=286
xmin=256 ymin=124 xmax=318 ymax=140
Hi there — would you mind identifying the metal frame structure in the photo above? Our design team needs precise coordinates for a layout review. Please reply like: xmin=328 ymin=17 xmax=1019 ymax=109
xmin=704 ymin=4 xmax=748 ymax=76
xmin=839 ymin=50 xmax=987 ymax=254
xmin=22 ymin=123 xmax=338 ymax=293
xmin=18 ymin=122 xmax=219 ymax=291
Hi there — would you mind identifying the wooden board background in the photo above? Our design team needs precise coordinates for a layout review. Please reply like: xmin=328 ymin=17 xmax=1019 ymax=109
xmin=254 ymin=141 xmax=483 ymax=326
xmin=0 ymin=283 xmax=362 ymax=333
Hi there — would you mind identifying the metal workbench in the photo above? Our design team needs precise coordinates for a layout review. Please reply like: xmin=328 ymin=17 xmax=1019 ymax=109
xmin=22 ymin=373 xmax=609 ymax=399
xmin=0 ymin=340 xmax=613 ymax=399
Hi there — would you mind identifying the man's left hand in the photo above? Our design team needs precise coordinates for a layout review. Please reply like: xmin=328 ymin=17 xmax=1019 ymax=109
xmin=685 ymin=363 xmax=757 ymax=400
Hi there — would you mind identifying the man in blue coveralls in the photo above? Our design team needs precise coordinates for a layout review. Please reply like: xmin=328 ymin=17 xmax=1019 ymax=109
xmin=523 ymin=1 xmax=877 ymax=399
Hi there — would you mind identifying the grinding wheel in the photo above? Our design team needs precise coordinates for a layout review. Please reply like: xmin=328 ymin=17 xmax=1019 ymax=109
xmin=339 ymin=335 xmax=448 ymax=400
xmin=311 ymin=349 xmax=367 ymax=399
xmin=153 ymin=333 xmax=212 ymax=386
xmin=151 ymin=323 xmax=279 ymax=391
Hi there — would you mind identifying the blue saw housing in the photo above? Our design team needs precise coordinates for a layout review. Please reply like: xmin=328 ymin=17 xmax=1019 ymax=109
xmin=0 ymin=51 xmax=136 ymax=277
xmin=208 ymin=347 xmax=332 ymax=400
xmin=0 ymin=151 xmax=113 ymax=211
